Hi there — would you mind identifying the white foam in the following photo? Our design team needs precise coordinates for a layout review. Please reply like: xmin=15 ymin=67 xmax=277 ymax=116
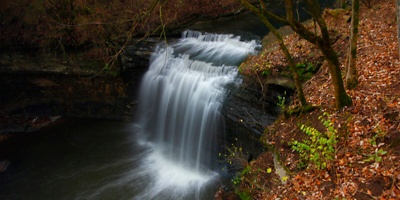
xmin=121 ymin=145 xmax=218 ymax=200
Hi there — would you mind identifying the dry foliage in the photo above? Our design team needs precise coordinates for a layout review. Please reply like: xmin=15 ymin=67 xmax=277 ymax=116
xmin=0 ymin=0 xmax=243 ymax=65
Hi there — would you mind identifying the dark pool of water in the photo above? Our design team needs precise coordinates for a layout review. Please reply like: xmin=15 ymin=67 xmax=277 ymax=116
xmin=0 ymin=118 xmax=223 ymax=200
xmin=0 ymin=118 xmax=148 ymax=200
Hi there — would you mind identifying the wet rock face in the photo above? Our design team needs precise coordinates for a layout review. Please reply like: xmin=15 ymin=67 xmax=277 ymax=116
xmin=221 ymin=81 xmax=292 ymax=154
xmin=120 ymin=39 xmax=159 ymax=74
xmin=0 ymin=73 xmax=133 ymax=120
xmin=0 ymin=39 xmax=160 ymax=126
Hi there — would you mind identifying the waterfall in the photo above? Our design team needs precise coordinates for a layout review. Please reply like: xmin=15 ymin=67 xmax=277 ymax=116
xmin=134 ymin=30 xmax=260 ymax=199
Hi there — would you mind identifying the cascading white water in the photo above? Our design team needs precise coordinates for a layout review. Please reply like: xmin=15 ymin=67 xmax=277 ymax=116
xmin=134 ymin=30 xmax=260 ymax=199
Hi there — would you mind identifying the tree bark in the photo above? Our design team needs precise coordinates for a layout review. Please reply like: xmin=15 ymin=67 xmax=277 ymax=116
xmin=319 ymin=43 xmax=352 ymax=109
xmin=346 ymin=0 xmax=360 ymax=89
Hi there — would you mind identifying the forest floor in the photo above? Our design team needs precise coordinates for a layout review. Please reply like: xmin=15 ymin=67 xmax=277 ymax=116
xmin=228 ymin=0 xmax=400 ymax=199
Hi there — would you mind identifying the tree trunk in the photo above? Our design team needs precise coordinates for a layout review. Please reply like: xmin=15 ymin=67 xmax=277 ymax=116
xmin=308 ymin=1 xmax=352 ymax=109
xmin=346 ymin=0 xmax=360 ymax=89
xmin=320 ymin=44 xmax=353 ymax=109
xmin=236 ymin=0 xmax=308 ymax=107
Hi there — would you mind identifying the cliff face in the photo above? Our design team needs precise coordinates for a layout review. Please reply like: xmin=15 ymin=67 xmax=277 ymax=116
xmin=221 ymin=80 xmax=292 ymax=155
xmin=0 ymin=38 xmax=159 ymax=120
xmin=0 ymin=39 xmax=159 ymax=137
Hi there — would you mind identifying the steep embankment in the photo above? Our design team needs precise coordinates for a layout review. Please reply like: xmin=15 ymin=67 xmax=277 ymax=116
xmin=233 ymin=0 xmax=400 ymax=199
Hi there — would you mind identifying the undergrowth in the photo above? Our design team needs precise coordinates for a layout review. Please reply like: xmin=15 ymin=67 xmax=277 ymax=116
xmin=290 ymin=112 xmax=337 ymax=170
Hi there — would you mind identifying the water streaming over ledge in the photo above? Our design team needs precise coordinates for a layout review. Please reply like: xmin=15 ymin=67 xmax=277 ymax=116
xmin=133 ymin=30 xmax=260 ymax=199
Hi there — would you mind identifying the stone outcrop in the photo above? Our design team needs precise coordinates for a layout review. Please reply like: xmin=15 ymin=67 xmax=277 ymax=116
xmin=222 ymin=80 xmax=293 ymax=155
